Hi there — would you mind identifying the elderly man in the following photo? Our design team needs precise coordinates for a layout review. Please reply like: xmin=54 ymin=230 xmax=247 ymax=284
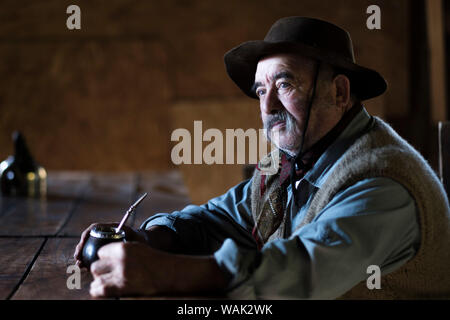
xmin=74 ymin=17 xmax=450 ymax=299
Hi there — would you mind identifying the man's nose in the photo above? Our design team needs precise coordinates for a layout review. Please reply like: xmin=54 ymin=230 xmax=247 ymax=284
xmin=260 ymin=88 xmax=282 ymax=115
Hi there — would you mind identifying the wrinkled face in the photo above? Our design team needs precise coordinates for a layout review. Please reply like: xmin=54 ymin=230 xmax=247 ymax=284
xmin=254 ymin=53 xmax=335 ymax=156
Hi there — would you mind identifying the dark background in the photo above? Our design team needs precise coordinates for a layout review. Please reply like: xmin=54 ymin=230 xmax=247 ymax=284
xmin=0 ymin=0 xmax=448 ymax=204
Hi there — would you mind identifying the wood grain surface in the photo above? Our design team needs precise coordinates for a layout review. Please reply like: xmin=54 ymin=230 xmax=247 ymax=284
xmin=0 ymin=238 xmax=45 ymax=299
xmin=57 ymin=172 xmax=137 ymax=237
xmin=0 ymin=198 xmax=75 ymax=236
xmin=2 ymin=170 xmax=191 ymax=300
xmin=12 ymin=238 xmax=93 ymax=300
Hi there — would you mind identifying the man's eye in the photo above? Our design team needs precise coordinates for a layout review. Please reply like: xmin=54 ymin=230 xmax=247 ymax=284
xmin=278 ymin=82 xmax=290 ymax=89
xmin=256 ymin=89 xmax=266 ymax=97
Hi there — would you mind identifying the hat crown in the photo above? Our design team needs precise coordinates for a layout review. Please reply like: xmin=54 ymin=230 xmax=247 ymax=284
xmin=264 ymin=17 xmax=355 ymax=63
xmin=223 ymin=16 xmax=387 ymax=100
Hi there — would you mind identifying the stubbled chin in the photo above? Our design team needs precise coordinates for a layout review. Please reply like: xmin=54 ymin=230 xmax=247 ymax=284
xmin=271 ymin=133 xmax=299 ymax=155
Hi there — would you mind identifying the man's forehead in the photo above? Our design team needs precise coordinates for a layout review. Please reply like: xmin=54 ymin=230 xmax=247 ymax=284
xmin=255 ymin=53 xmax=314 ymax=81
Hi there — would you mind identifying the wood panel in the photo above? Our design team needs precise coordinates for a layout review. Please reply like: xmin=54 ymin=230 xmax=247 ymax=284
xmin=169 ymin=99 xmax=261 ymax=204
xmin=0 ymin=172 xmax=89 ymax=236
xmin=58 ymin=172 xmax=137 ymax=237
xmin=89 ymin=172 xmax=137 ymax=203
xmin=137 ymin=171 xmax=189 ymax=198
xmin=0 ymin=196 xmax=18 ymax=219
xmin=59 ymin=201 xmax=133 ymax=237
xmin=46 ymin=170 xmax=91 ymax=199
xmin=133 ymin=171 xmax=191 ymax=228
xmin=426 ymin=0 xmax=448 ymax=123
xmin=0 ymin=198 xmax=74 ymax=236
xmin=58 ymin=171 xmax=191 ymax=235
xmin=0 ymin=238 xmax=44 ymax=299
xmin=1 ymin=170 xmax=191 ymax=300
xmin=12 ymin=238 xmax=93 ymax=300
xmin=0 ymin=40 xmax=171 ymax=173
xmin=439 ymin=122 xmax=450 ymax=197
xmin=0 ymin=0 xmax=410 ymax=177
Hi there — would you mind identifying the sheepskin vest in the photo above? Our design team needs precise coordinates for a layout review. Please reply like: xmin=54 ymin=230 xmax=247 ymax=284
xmin=250 ymin=116 xmax=450 ymax=299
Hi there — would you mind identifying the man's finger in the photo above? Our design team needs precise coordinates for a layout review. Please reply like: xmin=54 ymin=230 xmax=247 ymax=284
xmin=97 ymin=242 xmax=125 ymax=259
xmin=90 ymin=274 xmax=122 ymax=298
xmin=90 ymin=259 xmax=113 ymax=276
xmin=89 ymin=279 xmax=106 ymax=298
xmin=74 ymin=242 xmax=84 ymax=261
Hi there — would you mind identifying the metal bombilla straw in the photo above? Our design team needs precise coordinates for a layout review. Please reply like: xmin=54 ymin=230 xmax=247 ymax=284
xmin=116 ymin=192 xmax=148 ymax=233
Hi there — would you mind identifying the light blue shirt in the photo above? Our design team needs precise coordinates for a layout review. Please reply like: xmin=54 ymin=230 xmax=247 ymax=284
xmin=141 ymin=107 xmax=420 ymax=299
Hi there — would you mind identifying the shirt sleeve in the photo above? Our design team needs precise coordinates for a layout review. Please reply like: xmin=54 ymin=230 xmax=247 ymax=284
xmin=139 ymin=178 xmax=257 ymax=254
xmin=214 ymin=177 xmax=420 ymax=299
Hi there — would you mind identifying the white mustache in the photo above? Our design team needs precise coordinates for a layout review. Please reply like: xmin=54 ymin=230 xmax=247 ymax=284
xmin=264 ymin=111 xmax=296 ymax=134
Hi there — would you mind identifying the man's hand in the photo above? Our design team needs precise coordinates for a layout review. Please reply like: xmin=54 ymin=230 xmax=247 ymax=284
xmin=89 ymin=242 xmax=230 ymax=298
xmin=74 ymin=223 xmax=183 ymax=268
xmin=74 ymin=223 xmax=227 ymax=297
xmin=73 ymin=222 xmax=146 ymax=268
xmin=89 ymin=242 xmax=162 ymax=297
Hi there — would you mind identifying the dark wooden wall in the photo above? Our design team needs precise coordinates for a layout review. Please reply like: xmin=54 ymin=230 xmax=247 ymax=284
xmin=1 ymin=0 xmax=446 ymax=204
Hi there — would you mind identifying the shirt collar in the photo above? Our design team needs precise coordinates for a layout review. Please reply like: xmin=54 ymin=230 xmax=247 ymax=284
xmin=302 ymin=106 xmax=373 ymax=188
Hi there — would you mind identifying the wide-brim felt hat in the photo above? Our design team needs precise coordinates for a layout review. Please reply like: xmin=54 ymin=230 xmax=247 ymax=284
xmin=224 ymin=16 xmax=387 ymax=101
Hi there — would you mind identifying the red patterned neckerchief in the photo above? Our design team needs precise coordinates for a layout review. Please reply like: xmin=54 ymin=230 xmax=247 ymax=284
xmin=252 ymin=103 xmax=363 ymax=249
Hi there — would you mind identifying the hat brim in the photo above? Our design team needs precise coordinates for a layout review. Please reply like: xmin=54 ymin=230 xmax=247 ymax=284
xmin=224 ymin=40 xmax=387 ymax=101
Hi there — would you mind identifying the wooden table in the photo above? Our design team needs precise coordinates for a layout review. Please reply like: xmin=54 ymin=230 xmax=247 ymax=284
xmin=0 ymin=170 xmax=191 ymax=300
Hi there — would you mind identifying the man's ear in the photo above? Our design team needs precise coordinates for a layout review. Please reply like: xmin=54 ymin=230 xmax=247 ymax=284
xmin=333 ymin=74 xmax=351 ymax=110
